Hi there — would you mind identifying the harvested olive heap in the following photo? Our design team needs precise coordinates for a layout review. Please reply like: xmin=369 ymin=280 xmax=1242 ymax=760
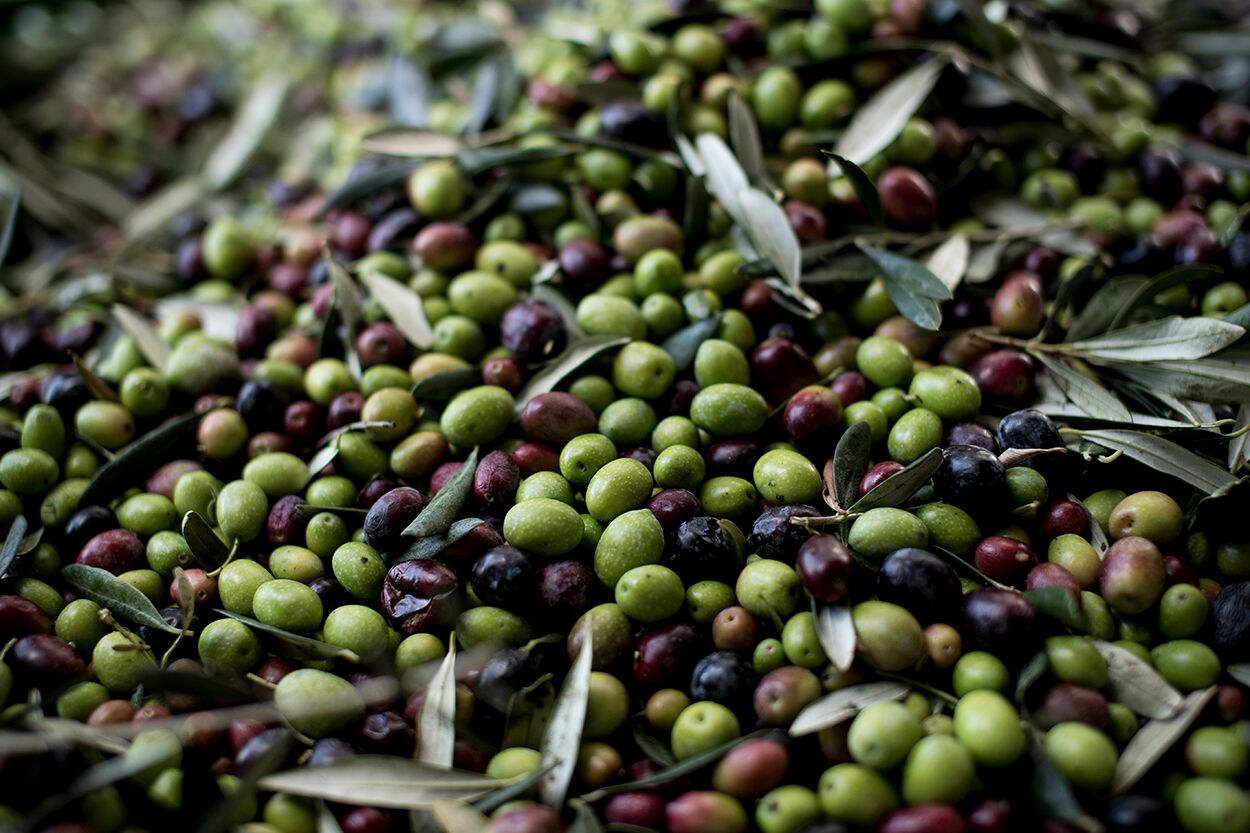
xmin=5 ymin=1 xmax=1250 ymax=832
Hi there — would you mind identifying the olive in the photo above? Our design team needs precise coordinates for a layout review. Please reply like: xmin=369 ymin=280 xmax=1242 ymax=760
xmin=876 ymin=548 xmax=961 ymax=624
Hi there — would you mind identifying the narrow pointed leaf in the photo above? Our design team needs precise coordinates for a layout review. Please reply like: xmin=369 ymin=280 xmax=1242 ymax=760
xmin=728 ymin=94 xmax=770 ymax=193
xmin=112 ymin=304 xmax=170 ymax=373
xmin=632 ymin=724 xmax=677 ymax=766
xmin=1029 ymin=735 xmax=1102 ymax=833
xmin=307 ymin=443 xmax=340 ymax=480
xmin=661 ymin=313 xmax=722 ymax=373
xmin=79 ymin=408 xmax=205 ymax=508
xmin=789 ymin=681 xmax=911 ymax=737
xmin=0 ymin=189 xmax=19 ymax=266
xmin=823 ymin=153 xmax=882 ymax=227
xmin=1230 ymin=406 xmax=1249 ymax=473
xmin=925 ymin=234 xmax=971 ymax=292
xmin=1076 ymin=430 xmax=1236 ymax=495
xmin=203 ymin=74 xmax=289 ymax=190
xmin=540 ymin=630 xmax=593 ymax=807
xmin=0 ymin=515 xmax=28 ymax=580
xmin=412 ymin=367 xmax=483 ymax=401
xmin=695 ymin=133 xmax=749 ymax=226
xmin=361 ymin=271 xmax=434 ymax=349
xmin=393 ymin=518 xmax=486 ymax=564
xmin=361 ymin=129 xmax=464 ymax=159
xmin=1066 ymin=316 xmax=1244 ymax=362
xmin=418 ymin=635 xmax=458 ymax=767
xmin=530 ymin=284 xmax=585 ymax=340
xmin=1112 ymin=686 xmax=1217 ymax=794
xmin=834 ymin=59 xmax=946 ymax=165
xmin=1107 ymin=265 xmax=1222 ymax=331
xmin=1091 ymin=640 xmax=1182 ymax=719
xmin=431 ymin=799 xmax=488 ymax=833
xmin=1109 ymin=354 xmax=1250 ymax=403
xmin=260 ymin=756 xmax=502 ymax=809
xmin=832 ymin=422 xmax=872 ymax=511
xmin=217 ymin=611 xmax=360 ymax=662
xmin=740 ymin=189 xmax=801 ymax=287
xmin=857 ymin=245 xmax=952 ymax=300
xmin=515 ymin=336 xmax=630 ymax=414
xmin=1030 ymin=352 xmax=1132 ymax=423
xmin=403 ymin=448 xmax=480 ymax=538
xmin=848 ymin=448 xmax=942 ymax=512
xmin=816 ymin=604 xmax=856 ymax=672
xmin=1228 ymin=664 xmax=1250 ymax=687
xmin=387 ymin=53 xmax=431 ymax=127
xmin=321 ymin=163 xmax=416 ymax=215
xmin=63 ymin=564 xmax=180 ymax=633
xmin=181 ymin=511 xmax=230 ymax=570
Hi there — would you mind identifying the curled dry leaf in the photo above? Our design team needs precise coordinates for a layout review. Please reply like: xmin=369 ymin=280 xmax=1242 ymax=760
xmin=789 ymin=681 xmax=911 ymax=737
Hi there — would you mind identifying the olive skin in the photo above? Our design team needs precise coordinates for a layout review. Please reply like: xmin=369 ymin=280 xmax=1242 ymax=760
xmin=933 ymin=445 xmax=1006 ymax=514
xmin=961 ymin=588 xmax=1041 ymax=664
xmin=876 ymin=548 xmax=962 ymax=624
xmin=1212 ymin=582 xmax=1250 ymax=660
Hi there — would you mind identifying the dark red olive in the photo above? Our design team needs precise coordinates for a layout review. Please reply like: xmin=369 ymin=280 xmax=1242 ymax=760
xmin=784 ymin=201 xmax=827 ymax=244
xmin=558 ymin=238 xmax=610 ymax=290
xmin=380 ymin=560 xmax=464 ymax=633
xmin=357 ymin=477 xmax=396 ymax=510
xmin=1035 ymin=683 xmax=1111 ymax=732
xmin=537 ymin=560 xmax=595 ymax=621
xmin=859 ymin=461 xmax=903 ymax=496
xmin=648 ymin=488 xmax=702 ymax=533
xmin=512 ymin=443 xmax=561 ymax=476
xmin=961 ymin=588 xmax=1040 ymax=663
xmin=356 ymin=323 xmax=408 ymax=368
xmin=1026 ymin=563 xmax=1081 ymax=596
xmin=830 ymin=371 xmax=867 ymax=406
xmin=481 ymin=356 xmax=523 ymax=392
xmin=500 ymin=300 xmax=566 ymax=364
xmin=235 ymin=305 xmax=278 ymax=358
xmin=11 ymin=634 xmax=85 ymax=683
xmin=78 ymin=529 xmax=144 ymax=574
xmin=879 ymin=805 xmax=967 ymax=833
xmin=783 ymin=388 xmax=842 ymax=443
xmin=363 ymin=487 xmax=426 ymax=552
xmin=330 ymin=211 xmax=371 ymax=259
xmin=474 ymin=450 xmax=520 ymax=510
xmin=969 ymin=349 xmax=1036 ymax=406
xmin=877 ymin=167 xmax=937 ymax=229
xmin=751 ymin=338 xmax=819 ymax=403
xmin=413 ymin=222 xmax=477 ymax=272
xmin=519 ymin=392 xmax=596 ymax=446
xmin=1041 ymin=500 xmax=1088 ymax=538
xmin=704 ymin=440 xmax=759 ymax=479
xmin=796 ymin=535 xmax=855 ymax=604
xmin=634 ymin=623 xmax=701 ymax=687
xmin=325 ymin=391 xmax=365 ymax=431
xmin=284 ymin=400 xmax=322 ymax=443
xmin=975 ymin=536 xmax=1038 ymax=584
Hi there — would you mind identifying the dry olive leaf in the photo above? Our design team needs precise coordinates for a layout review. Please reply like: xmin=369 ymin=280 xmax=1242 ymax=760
xmin=539 ymin=630 xmax=593 ymax=808
xmin=1091 ymin=640 xmax=1182 ymax=719
xmin=112 ymin=304 xmax=170 ymax=374
xmin=360 ymin=271 xmax=434 ymax=350
xmin=260 ymin=756 xmax=502 ymax=809
xmin=418 ymin=634 xmax=458 ymax=768
xmin=789 ymin=681 xmax=911 ymax=737
xmin=816 ymin=604 xmax=856 ymax=672
xmin=1112 ymin=686 xmax=1217 ymax=794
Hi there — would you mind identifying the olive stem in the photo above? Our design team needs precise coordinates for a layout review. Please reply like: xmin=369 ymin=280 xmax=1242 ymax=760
xmin=878 ymin=671 xmax=959 ymax=707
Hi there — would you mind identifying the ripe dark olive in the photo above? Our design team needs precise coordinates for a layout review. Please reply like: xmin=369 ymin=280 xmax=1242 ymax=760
xmin=363 ymin=487 xmax=425 ymax=552
xmin=306 ymin=737 xmax=356 ymax=767
xmin=1041 ymin=500 xmax=1088 ymax=538
xmin=751 ymin=338 xmax=819 ymax=404
xmin=969 ymin=349 xmax=1035 ymax=406
xmin=233 ymin=727 xmax=294 ymax=774
xmin=859 ymin=461 xmax=903 ymax=496
xmin=968 ymin=798 xmax=1013 ymax=833
xmin=796 ymin=535 xmax=855 ymax=605
xmin=357 ymin=711 xmax=414 ymax=757
xmin=1211 ymin=581 xmax=1250 ymax=660
xmin=704 ymin=440 xmax=760 ymax=479
xmin=470 ymin=546 xmax=535 ymax=611
xmin=356 ymin=323 xmax=408 ymax=368
xmin=537 ymin=559 xmax=595 ymax=622
xmin=473 ymin=450 xmax=520 ymax=510
xmin=831 ymin=371 xmax=867 ymax=406
xmin=1154 ymin=77 xmax=1217 ymax=128
xmin=996 ymin=409 xmax=1064 ymax=479
xmin=500 ymin=300 xmax=566 ymax=364
xmin=879 ymin=805 xmax=968 ymax=833
xmin=599 ymin=100 xmax=666 ymax=147
xmin=668 ymin=516 xmax=743 ymax=582
xmin=558 ymin=238 xmax=610 ymax=290
xmin=284 ymin=400 xmax=322 ymax=443
xmin=380 ymin=560 xmax=464 ymax=633
xmin=235 ymin=305 xmax=277 ymax=358
xmin=785 ymin=200 xmax=827 ymax=244
xmin=476 ymin=646 xmax=559 ymax=714
xmin=340 ymin=807 xmax=393 ymax=833
xmin=603 ymin=791 xmax=667 ymax=829
xmin=648 ymin=488 xmax=702 ymax=534
xmin=961 ymin=588 xmax=1040 ymax=664
xmin=325 ymin=391 xmax=365 ymax=431
xmin=357 ymin=477 xmax=396 ymax=510
xmin=878 ymin=166 xmax=938 ymax=229
xmin=11 ymin=634 xmax=85 ymax=683
xmin=413 ymin=222 xmax=477 ymax=272
xmin=0 ymin=595 xmax=53 ymax=638
xmin=634 ymin=622 xmax=702 ymax=687
xmin=933 ymin=445 xmax=1006 ymax=514
xmin=945 ymin=421 xmax=996 ymax=451
xmin=512 ymin=442 xmax=560 ymax=476
xmin=748 ymin=505 xmax=820 ymax=563
xmin=77 ymin=529 xmax=144 ymax=574
xmin=481 ymin=356 xmax=523 ymax=392
xmin=236 ymin=379 xmax=290 ymax=431
xmin=783 ymin=387 xmax=842 ymax=444
xmin=519 ymin=392 xmax=597 ymax=446
xmin=689 ymin=650 xmax=757 ymax=714
xmin=974 ymin=536 xmax=1038 ymax=585
xmin=877 ymin=548 xmax=962 ymax=623
xmin=63 ymin=506 xmax=118 ymax=555
xmin=366 ymin=207 xmax=420 ymax=252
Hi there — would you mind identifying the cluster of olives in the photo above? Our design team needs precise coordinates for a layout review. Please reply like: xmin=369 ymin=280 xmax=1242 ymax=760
xmin=3 ymin=1 xmax=1250 ymax=833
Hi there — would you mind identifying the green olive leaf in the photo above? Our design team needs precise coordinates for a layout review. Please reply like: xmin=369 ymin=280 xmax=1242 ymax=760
xmin=815 ymin=603 xmax=856 ymax=672
xmin=831 ymin=421 xmax=872 ymax=511
xmin=834 ymin=58 xmax=947 ymax=165
xmin=471 ymin=764 xmax=555 ymax=814
xmin=403 ymin=448 xmax=480 ymax=539
xmin=70 ymin=352 xmax=119 ymax=402
xmin=1022 ymin=587 xmax=1087 ymax=631
xmin=0 ymin=514 xmax=28 ymax=580
xmin=539 ymin=629 xmax=593 ymax=807
xmin=418 ymin=634 xmax=458 ymax=768
xmin=823 ymin=153 xmax=883 ymax=228
xmin=0 ymin=189 xmax=20 ymax=267
xmin=1090 ymin=640 xmax=1182 ymax=719
xmin=567 ymin=799 xmax=607 ymax=833
xmin=463 ymin=53 xmax=502 ymax=136
xmin=412 ymin=366 xmax=484 ymax=402
xmin=1065 ymin=315 xmax=1245 ymax=363
xmin=661 ymin=312 xmax=722 ymax=374
xmin=62 ymin=564 xmax=181 ymax=634
xmin=431 ymin=799 xmax=489 ymax=833
xmin=631 ymin=723 xmax=676 ymax=767
xmin=1112 ymin=686 xmax=1217 ymax=794
xmin=360 ymin=271 xmax=434 ymax=350
xmin=514 ymin=336 xmax=630 ymax=415
xmin=857 ymin=244 xmax=951 ymax=332
xmin=260 ymin=756 xmax=504 ymax=809
xmin=789 ymin=682 xmax=911 ymax=737
xmin=321 ymin=162 xmax=416 ymax=216
xmin=847 ymin=447 xmax=942 ymax=513
xmin=1015 ymin=651 xmax=1049 ymax=704
xmin=1029 ymin=352 xmax=1131 ymax=423
xmin=1074 ymin=429 xmax=1237 ymax=495
xmin=216 ymin=611 xmax=360 ymax=663
xmin=202 ymin=74 xmax=290 ymax=191
xmin=360 ymin=129 xmax=464 ymax=159
xmin=1064 ymin=277 xmax=1150 ymax=342
xmin=181 ymin=511 xmax=230 ymax=570
xmin=111 ymin=304 xmax=170 ymax=374
xmin=393 ymin=518 xmax=486 ymax=563
xmin=79 ymin=406 xmax=206 ymax=509
xmin=386 ymin=53 xmax=431 ymax=128
xmin=1106 ymin=265 xmax=1223 ymax=331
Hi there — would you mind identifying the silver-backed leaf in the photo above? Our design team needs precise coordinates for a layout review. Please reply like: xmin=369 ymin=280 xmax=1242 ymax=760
xmin=203 ymin=74 xmax=290 ymax=190
xmin=925 ymin=234 xmax=970 ymax=292
xmin=1076 ymin=429 xmax=1238 ymax=494
xmin=1112 ymin=686 xmax=1217 ymax=794
xmin=514 ymin=336 xmax=630 ymax=414
xmin=259 ymin=756 xmax=502 ymax=809
xmin=740 ymin=189 xmax=801 ymax=288
xmin=418 ymin=635 xmax=458 ymax=768
xmin=789 ymin=681 xmax=911 ymax=737
xmin=360 ymin=271 xmax=434 ymax=350
xmin=1031 ymin=352 xmax=1131 ymax=423
xmin=816 ymin=605 xmax=856 ymax=672
xmin=539 ymin=630 xmax=593 ymax=807
xmin=63 ymin=564 xmax=180 ymax=634
xmin=727 ymin=93 xmax=770 ymax=193
xmin=360 ymin=129 xmax=465 ymax=158
xmin=1091 ymin=640 xmax=1182 ymax=719
xmin=834 ymin=59 xmax=947 ymax=165
xmin=1066 ymin=316 xmax=1244 ymax=362
xmin=695 ymin=132 xmax=749 ymax=226
xmin=112 ymin=304 xmax=170 ymax=373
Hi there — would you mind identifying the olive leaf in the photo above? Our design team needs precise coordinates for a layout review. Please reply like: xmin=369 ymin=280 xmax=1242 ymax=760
xmin=1064 ymin=277 xmax=1150 ymax=342
xmin=412 ymin=367 xmax=483 ymax=402
xmin=1227 ymin=664 xmax=1250 ymax=687
xmin=472 ymin=765 xmax=555 ymax=813
xmin=971 ymin=195 xmax=1099 ymax=258
xmin=71 ymin=352 xmax=119 ymax=402
xmin=0 ymin=189 xmax=20 ymax=266
xmin=683 ymin=171 xmax=708 ymax=241
xmin=306 ymin=443 xmax=340 ymax=480
xmin=1075 ymin=429 xmax=1237 ymax=495
xmin=360 ymin=271 xmax=434 ymax=350
xmin=431 ymin=799 xmax=488 ymax=833
xmin=1167 ymin=137 xmax=1250 ymax=172
xmin=404 ymin=448 xmax=480 ymax=539
xmin=632 ymin=723 xmax=677 ymax=767
xmin=727 ymin=93 xmax=772 ymax=194
xmin=111 ymin=304 xmax=170 ymax=374
xmin=1066 ymin=493 xmax=1109 ymax=557
xmin=217 ymin=611 xmax=360 ymax=663
xmin=833 ymin=58 xmax=947 ymax=165
xmin=1108 ymin=352 xmax=1250 ymax=403
xmin=318 ymin=800 xmax=347 ymax=833
xmin=568 ymin=799 xmax=606 ymax=833
xmin=77 ymin=406 xmax=204 ymax=508
xmin=1107 ymin=265 xmax=1222 ymax=331
xmin=1112 ymin=686 xmax=1217 ymax=794
xmin=394 ymin=518 xmax=486 ymax=564
xmin=857 ymin=244 xmax=951 ymax=331
xmin=695 ymin=132 xmax=749 ymax=227
xmin=816 ymin=603 xmax=856 ymax=672
xmin=539 ymin=630 xmax=593 ymax=807
xmin=203 ymin=74 xmax=290 ymax=190
xmin=789 ymin=681 xmax=911 ymax=737
xmin=197 ymin=730 xmax=293 ymax=833
xmin=661 ymin=313 xmax=722 ymax=374
xmin=0 ymin=514 xmax=28 ymax=580
xmin=1009 ymin=40 xmax=1100 ymax=136
xmin=514 ymin=336 xmax=630 ymax=414
xmin=360 ymin=129 xmax=465 ymax=159
xmin=456 ymin=177 xmax=510 ymax=224
xmin=1090 ymin=640 xmax=1182 ymax=719
xmin=823 ymin=153 xmax=882 ymax=227
xmin=1065 ymin=316 xmax=1245 ymax=363
xmin=1230 ymin=406 xmax=1250 ymax=474
xmin=181 ymin=511 xmax=230 ymax=570
xmin=15 ymin=524 xmax=42 ymax=557
xmin=511 ymin=183 xmax=566 ymax=216
xmin=63 ymin=564 xmax=180 ymax=634
xmin=323 ymin=248 xmax=365 ymax=380
xmin=124 ymin=178 xmax=210 ymax=241
xmin=464 ymin=54 xmax=502 ymax=135
xmin=1022 ymin=587 xmax=1087 ymax=631
xmin=386 ymin=53 xmax=431 ymax=127
xmin=740 ymin=188 xmax=801 ymax=289
xmin=831 ymin=422 xmax=872 ymax=511
xmin=418 ymin=634 xmax=458 ymax=768
xmin=848 ymin=447 xmax=942 ymax=513
xmin=580 ymin=730 xmax=770 ymax=801
xmin=1028 ymin=734 xmax=1102 ymax=833
xmin=530 ymin=284 xmax=585 ymax=341
xmin=321 ymin=162 xmax=416 ymax=215
xmin=1015 ymin=651 xmax=1049 ymax=703
xmin=1030 ymin=352 xmax=1132 ymax=423
xmin=924 ymin=233 xmax=971 ymax=292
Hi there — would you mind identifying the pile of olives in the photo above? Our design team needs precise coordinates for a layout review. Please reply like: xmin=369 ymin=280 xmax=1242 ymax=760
xmin=3 ymin=1 xmax=1250 ymax=833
